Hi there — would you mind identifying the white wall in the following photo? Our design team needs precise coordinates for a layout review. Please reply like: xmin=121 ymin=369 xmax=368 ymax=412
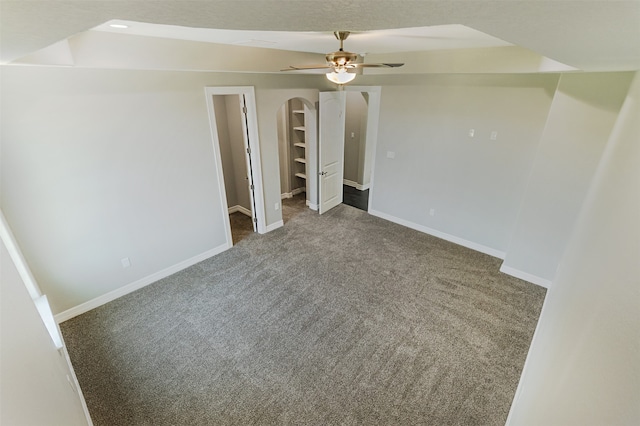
xmin=1 ymin=237 xmax=89 ymax=425
xmin=368 ymin=74 xmax=558 ymax=255
xmin=503 ymin=72 xmax=634 ymax=284
xmin=507 ymin=72 xmax=640 ymax=426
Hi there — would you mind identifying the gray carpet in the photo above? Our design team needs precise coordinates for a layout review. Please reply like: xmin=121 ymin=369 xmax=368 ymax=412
xmin=61 ymin=202 xmax=545 ymax=425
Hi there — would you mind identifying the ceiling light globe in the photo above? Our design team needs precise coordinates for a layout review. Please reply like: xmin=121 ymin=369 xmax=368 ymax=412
xmin=326 ymin=72 xmax=356 ymax=85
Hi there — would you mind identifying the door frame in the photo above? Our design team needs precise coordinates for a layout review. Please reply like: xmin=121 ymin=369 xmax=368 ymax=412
xmin=204 ymin=86 xmax=267 ymax=244
xmin=343 ymin=86 xmax=381 ymax=212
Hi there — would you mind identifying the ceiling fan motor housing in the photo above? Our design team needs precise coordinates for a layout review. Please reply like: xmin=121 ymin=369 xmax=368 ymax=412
xmin=326 ymin=50 xmax=358 ymax=66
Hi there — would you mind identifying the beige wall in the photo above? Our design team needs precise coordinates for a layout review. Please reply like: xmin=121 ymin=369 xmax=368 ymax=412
xmin=0 ymin=66 xmax=325 ymax=314
xmin=343 ymin=91 xmax=368 ymax=185
xmin=507 ymin=71 xmax=640 ymax=426
xmin=503 ymin=72 xmax=634 ymax=283
xmin=367 ymin=74 xmax=559 ymax=255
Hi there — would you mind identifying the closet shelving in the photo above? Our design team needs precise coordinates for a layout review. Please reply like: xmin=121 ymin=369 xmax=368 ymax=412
xmin=289 ymin=100 xmax=308 ymax=194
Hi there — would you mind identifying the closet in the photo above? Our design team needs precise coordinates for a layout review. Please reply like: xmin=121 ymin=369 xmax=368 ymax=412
xmin=214 ymin=95 xmax=252 ymax=218
xmin=278 ymin=98 xmax=310 ymax=202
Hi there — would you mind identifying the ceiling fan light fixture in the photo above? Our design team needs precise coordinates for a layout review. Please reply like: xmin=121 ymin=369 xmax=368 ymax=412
xmin=326 ymin=70 xmax=356 ymax=85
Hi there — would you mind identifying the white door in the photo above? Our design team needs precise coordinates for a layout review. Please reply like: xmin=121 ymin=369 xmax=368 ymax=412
xmin=318 ymin=91 xmax=347 ymax=214
xmin=239 ymin=94 xmax=258 ymax=232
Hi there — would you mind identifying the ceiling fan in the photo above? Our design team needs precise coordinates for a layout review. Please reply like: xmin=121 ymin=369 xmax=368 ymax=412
xmin=282 ymin=31 xmax=404 ymax=84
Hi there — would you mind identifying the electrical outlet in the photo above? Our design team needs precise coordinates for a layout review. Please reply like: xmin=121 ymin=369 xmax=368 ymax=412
xmin=468 ymin=129 xmax=475 ymax=138
xmin=386 ymin=151 xmax=395 ymax=159
xmin=121 ymin=257 xmax=131 ymax=268
xmin=429 ymin=208 xmax=435 ymax=217
xmin=490 ymin=130 xmax=498 ymax=140
xmin=275 ymin=202 xmax=280 ymax=211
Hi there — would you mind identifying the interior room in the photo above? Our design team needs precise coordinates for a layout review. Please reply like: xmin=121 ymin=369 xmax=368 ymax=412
xmin=1 ymin=1 xmax=638 ymax=425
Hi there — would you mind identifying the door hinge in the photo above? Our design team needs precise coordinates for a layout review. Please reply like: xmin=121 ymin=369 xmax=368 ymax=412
xmin=253 ymin=217 xmax=258 ymax=223
xmin=242 ymin=106 xmax=247 ymax=114
xmin=250 ymin=184 xmax=254 ymax=190
xmin=246 ymin=147 xmax=251 ymax=154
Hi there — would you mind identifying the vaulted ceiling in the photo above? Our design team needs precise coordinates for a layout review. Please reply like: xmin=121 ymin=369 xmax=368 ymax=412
xmin=1 ymin=0 xmax=639 ymax=72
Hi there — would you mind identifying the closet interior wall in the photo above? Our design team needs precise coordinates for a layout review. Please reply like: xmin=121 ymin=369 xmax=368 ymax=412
xmin=214 ymin=95 xmax=251 ymax=215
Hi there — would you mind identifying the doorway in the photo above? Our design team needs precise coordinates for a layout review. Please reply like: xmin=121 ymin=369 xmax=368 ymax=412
xmin=342 ymin=91 xmax=372 ymax=211
xmin=276 ymin=97 xmax=318 ymax=223
xmin=205 ymin=87 xmax=265 ymax=247
xmin=318 ymin=86 xmax=381 ymax=215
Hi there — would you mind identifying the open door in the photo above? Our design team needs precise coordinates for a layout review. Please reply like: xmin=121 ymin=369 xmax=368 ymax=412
xmin=318 ymin=91 xmax=347 ymax=214
xmin=239 ymin=94 xmax=258 ymax=232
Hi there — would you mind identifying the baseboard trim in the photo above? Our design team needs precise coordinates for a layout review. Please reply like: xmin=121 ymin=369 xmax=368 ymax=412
xmin=499 ymin=264 xmax=552 ymax=288
xmin=505 ymin=290 xmax=550 ymax=425
xmin=228 ymin=205 xmax=252 ymax=217
xmin=343 ymin=179 xmax=369 ymax=191
xmin=281 ymin=188 xmax=305 ymax=200
xmin=368 ymin=209 xmax=506 ymax=259
xmin=306 ymin=201 xmax=319 ymax=211
xmin=263 ymin=220 xmax=284 ymax=234
xmin=54 ymin=243 xmax=230 ymax=323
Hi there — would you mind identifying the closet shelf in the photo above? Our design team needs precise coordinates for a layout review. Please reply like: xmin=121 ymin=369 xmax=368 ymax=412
xmin=293 ymin=126 xmax=306 ymax=131
xmin=294 ymin=158 xmax=306 ymax=164
xmin=292 ymin=110 xmax=305 ymax=114
xmin=294 ymin=142 xmax=306 ymax=149
xmin=295 ymin=172 xmax=307 ymax=180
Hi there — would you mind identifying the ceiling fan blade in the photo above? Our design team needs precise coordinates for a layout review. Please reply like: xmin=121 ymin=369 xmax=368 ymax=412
xmin=281 ymin=65 xmax=333 ymax=71
xmin=350 ymin=63 xmax=405 ymax=68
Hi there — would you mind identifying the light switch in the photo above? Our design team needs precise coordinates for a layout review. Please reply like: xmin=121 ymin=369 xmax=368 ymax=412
xmin=121 ymin=257 xmax=131 ymax=268
xmin=386 ymin=151 xmax=395 ymax=159
xmin=490 ymin=130 xmax=498 ymax=140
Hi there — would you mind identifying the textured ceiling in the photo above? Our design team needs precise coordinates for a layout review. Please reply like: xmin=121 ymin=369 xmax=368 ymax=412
xmin=1 ymin=0 xmax=639 ymax=71
xmin=91 ymin=22 xmax=513 ymax=54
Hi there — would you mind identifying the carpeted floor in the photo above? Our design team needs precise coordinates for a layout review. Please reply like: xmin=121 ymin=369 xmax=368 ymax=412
xmin=61 ymin=201 xmax=545 ymax=425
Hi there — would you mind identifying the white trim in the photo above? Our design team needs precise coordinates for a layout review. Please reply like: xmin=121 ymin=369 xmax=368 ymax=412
xmin=281 ymin=187 xmax=305 ymax=200
xmin=263 ymin=220 xmax=284 ymax=233
xmin=54 ymin=243 xmax=230 ymax=323
xmin=0 ymin=210 xmax=42 ymax=298
xmin=505 ymin=290 xmax=550 ymax=425
xmin=343 ymin=179 xmax=369 ymax=191
xmin=60 ymin=344 xmax=94 ymax=425
xmin=227 ymin=205 xmax=252 ymax=217
xmin=499 ymin=264 xmax=552 ymax=288
xmin=369 ymin=208 xmax=506 ymax=259
xmin=306 ymin=201 xmax=319 ymax=211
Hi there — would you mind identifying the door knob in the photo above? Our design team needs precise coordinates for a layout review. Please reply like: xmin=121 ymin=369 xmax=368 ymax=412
xmin=319 ymin=171 xmax=327 ymax=176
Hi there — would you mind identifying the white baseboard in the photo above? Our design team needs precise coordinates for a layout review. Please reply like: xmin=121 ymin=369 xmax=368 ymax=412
xmin=263 ymin=220 xmax=284 ymax=233
xmin=281 ymin=188 xmax=305 ymax=199
xmin=499 ymin=264 xmax=552 ymax=288
xmin=368 ymin=208 xmax=506 ymax=259
xmin=228 ymin=205 xmax=252 ymax=217
xmin=505 ymin=290 xmax=550 ymax=425
xmin=343 ymin=179 xmax=369 ymax=191
xmin=306 ymin=201 xmax=319 ymax=211
xmin=54 ymin=243 xmax=230 ymax=323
